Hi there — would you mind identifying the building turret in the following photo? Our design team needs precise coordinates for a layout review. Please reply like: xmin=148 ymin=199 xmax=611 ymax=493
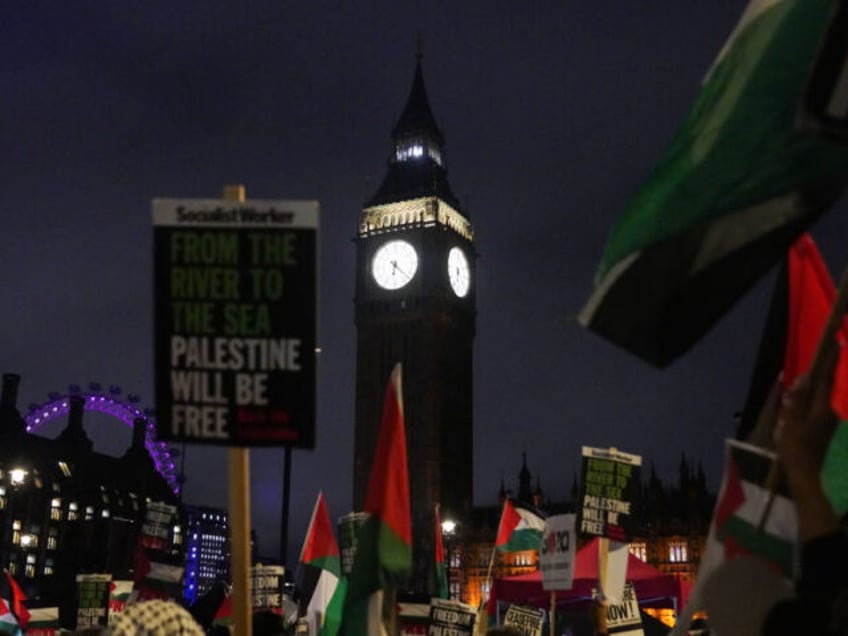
xmin=517 ymin=452 xmax=532 ymax=503
xmin=0 ymin=373 xmax=27 ymax=442
xmin=55 ymin=395 xmax=93 ymax=455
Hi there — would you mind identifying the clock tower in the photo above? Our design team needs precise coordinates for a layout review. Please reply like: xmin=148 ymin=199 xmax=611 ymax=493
xmin=353 ymin=55 xmax=476 ymax=593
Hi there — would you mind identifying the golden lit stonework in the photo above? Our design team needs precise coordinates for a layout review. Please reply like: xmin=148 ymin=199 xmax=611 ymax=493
xmin=359 ymin=196 xmax=473 ymax=241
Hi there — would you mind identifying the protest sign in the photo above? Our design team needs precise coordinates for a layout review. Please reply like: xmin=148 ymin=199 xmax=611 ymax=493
xmin=153 ymin=198 xmax=318 ymax=448
xmin=75 ymin=574 xmax=111 ymax=630
xmin=577 ymin=447 xmax=642 ymax=541
xmin=251 ymin=564 xmax=286 ymax=612
xmin=108 ymin=580 xmax=133 ymax=625
xmin=539 ymin=514 xmax=576 ymax=591
xmin=427 ymin=597 xmax=476 ymax=636
xmin=604 ymin=583 xmax=643 ymax=636
xmin=502 ymin=604 xmax=544 ymax=636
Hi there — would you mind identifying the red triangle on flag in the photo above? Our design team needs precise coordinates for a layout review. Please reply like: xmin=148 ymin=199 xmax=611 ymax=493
xmin=300 ymin=492 xmax=340 ymax=567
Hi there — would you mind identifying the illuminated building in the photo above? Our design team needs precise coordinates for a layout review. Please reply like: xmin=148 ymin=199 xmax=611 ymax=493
xmin=0 ymin=373 xmax=181 ymax=626
xmin=353 ymin=52 xmax=476 ymax=595
xmin=445 ymin=454 xmax=713 ymax=617
xmin=183 ymin=505 xmax=230 ymax=605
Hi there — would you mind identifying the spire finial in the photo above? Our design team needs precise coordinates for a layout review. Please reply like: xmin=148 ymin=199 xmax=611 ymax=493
xmin=415 ymin=33 xmax=423 ymax=62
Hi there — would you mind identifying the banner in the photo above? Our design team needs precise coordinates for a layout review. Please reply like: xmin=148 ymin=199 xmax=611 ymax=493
xmin=577 ymin=447 xmax=642 ymax=541
xmin=427 ymin=598 xmax=476 ymax=636
xmin=153 ymin=198 xmax=319 ymax=448
xmin=75 ymin=574 xmax=111 ymax=630
xmin=539 ymin=514 xmax=576 ymax=591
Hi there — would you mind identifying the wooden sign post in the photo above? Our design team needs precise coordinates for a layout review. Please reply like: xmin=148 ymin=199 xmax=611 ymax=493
xmin=224 ymin=183 xmax=253 ymax=636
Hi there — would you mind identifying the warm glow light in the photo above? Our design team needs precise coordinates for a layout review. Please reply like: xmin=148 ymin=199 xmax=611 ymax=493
xmin=441 ymin=519 xmax=457 ymax=536
xmin=9 ymin=468 xmax=27 ymax=485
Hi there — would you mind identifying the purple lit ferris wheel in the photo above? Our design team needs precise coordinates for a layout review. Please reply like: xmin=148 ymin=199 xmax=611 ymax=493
xmin=23 ymin=382 xmax=180 ymax=494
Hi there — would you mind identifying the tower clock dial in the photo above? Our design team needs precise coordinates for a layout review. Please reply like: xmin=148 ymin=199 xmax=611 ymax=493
xmin=372 ymin=239 xmax=419 ymax=290
xmin=448 ymin=246 xmax=470 ymax=297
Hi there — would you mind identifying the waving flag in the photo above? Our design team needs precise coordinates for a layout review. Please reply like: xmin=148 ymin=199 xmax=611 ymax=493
xmin=783 ymin=234 xmax=848 ymax=414
xmin=299 ymin=492 xmax=346 ymax=636
xmin=4 ymin=573 xmax=28 ymax=630
xmin=579 ymin=0 xmax=848 ymax=367
xmin=434 ymin=505 xmax=449 ymax=600
xmin=495 ymin=499 xmax=545 ymax=553
xmin=341 ymin=363 xmax=411 ymax=636
xmin=211 ymin=592 xmax=232 ymax=629
xmin=0 ymin=599 xmax=20 ymax=636
xmin=23 ymin=607 xmax=58 ymax=634
xmin=671 ymin=439 xmax=797 ymax=635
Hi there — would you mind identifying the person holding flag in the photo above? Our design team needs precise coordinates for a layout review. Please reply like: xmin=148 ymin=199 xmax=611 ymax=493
xmin=760 ymin=340 xmax=848 ymax=634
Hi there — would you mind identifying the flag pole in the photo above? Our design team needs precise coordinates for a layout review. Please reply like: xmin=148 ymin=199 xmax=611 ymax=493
xmin=757 ymin=259 xmax=848 ymax=531
xmin=224 ymin=184 xmax=253 ymax=636
xmin=595 ymin=447 xmax=617 ymax=636
xmin=476 ymin=545 xmax=498 ymax=635
xmin=596 ymin=535 xmax=609 ymax=635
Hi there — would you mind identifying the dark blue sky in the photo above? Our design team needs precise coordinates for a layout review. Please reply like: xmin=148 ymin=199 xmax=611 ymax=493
xmin=6 ymin=1 xmax=848 ymax=565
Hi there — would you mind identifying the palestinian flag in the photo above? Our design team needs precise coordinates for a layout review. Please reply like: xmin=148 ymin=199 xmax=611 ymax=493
xmin=712 ymin=439 xmax=796 ymax=575
xmin=298 ymin=492 xmax=346 ymax=636
xmin=0 ymin=599 xmax=20 ymax=636
xmin=579 ymin=0 xmax=848 ymax=368
xmin=434 ymin=505 xmax=449 ymax=600
xmin=783 ymin=234 xmax=848 ymax=414
xmin=23 ymin=607 xmax=58 ymax=635
xmin=212 ymin=593 xmax=232 ymax=628
xmin=133 ymin=547 xmax=184 ymax=602
xmin=670 ymin=438 xmax=797 ymax=635
xmin=4 ymin=573 xmax=28 ymax=630
xmin=341 ymin=363 xmax=412 ymax=636
xmin=495 ymin=499 xmax=545 ymax=553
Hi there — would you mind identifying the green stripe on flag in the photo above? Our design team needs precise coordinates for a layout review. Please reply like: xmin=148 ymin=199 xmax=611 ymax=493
xmin=580 ymin=0 xmax=848 ymax=367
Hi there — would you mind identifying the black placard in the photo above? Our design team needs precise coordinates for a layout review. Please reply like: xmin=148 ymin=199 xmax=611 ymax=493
xmin=577 ymin=446 xmax=642 ymax=542
xmin=153 ymin=198 xmax=318 ymax=448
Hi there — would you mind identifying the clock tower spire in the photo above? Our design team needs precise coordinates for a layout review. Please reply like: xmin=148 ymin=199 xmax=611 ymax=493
xmin=353 ymin=54 xmax=476 ymax=595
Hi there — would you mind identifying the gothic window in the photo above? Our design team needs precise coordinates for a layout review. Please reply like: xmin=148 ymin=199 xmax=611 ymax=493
xmin=668 ymin=540 xmax=688 ymax=563
xmin=629 ymin=542 xmax=647 ymax=562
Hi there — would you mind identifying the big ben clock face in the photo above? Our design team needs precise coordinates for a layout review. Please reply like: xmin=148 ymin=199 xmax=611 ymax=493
xmin=448 ymin=246 xmax=470 ymax=297
xmin=372 ymin=239 xmax=419 ymax=290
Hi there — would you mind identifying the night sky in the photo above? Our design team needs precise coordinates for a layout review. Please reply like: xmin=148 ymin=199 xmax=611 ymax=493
xmin=6 ymin=1 xmax=848 ymax=566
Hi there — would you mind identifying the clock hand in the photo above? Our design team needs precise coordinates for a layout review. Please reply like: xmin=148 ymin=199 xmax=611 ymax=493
xmin=391 ymin=260 xmax=410 ymax=280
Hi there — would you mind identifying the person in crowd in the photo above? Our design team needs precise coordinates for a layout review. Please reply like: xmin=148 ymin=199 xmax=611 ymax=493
xmin=106 ymin=599 xmax=206 ymax=635
xmin=762 ymin=345 xmax=848 ymax=635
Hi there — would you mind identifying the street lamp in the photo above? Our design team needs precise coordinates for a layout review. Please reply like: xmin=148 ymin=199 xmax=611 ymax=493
xmin=441 ymin=519 xmax=457 ymax=599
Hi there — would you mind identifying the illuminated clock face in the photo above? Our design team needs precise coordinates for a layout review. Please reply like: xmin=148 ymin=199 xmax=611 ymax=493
xmin=372 ymin=240 xmax=419 ymax=290
xmin=448 ymin=247 xmax=470 ymax=297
